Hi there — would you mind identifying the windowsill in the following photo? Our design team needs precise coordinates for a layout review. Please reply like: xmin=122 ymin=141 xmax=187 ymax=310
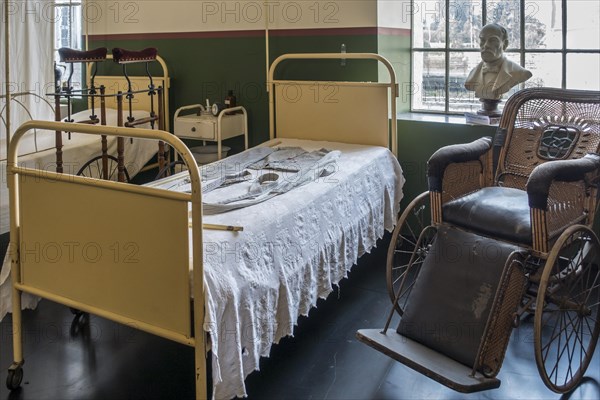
xmin=397 ymin=112 xmax=474 ymax=125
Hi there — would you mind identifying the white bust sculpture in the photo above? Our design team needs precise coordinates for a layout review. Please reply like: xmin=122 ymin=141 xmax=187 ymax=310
xmin=465 ymin=23 xmax=532 ymax=101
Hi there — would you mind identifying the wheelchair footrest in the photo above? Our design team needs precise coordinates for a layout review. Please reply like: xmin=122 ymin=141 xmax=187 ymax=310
xmin=356 ymin=329 xmax=501 ymax=393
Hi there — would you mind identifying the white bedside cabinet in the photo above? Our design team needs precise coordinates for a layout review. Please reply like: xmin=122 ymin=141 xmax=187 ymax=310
xmin=174 ymin=105 xmax=248 ymax=160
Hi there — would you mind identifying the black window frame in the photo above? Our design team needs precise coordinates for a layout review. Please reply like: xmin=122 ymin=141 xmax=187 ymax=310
xmin=411 ymin=0 xmax=600 ymax=114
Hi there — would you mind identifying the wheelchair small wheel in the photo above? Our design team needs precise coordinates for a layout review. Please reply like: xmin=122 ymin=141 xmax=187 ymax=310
xmin=386 ymin=191 xmax=434 ymax=315
xmin=534 ymin=225 xmax=600 ymax=393
xmin=77 ymin=155 xmax=131 ymax=182
xmin=6 ymin=364 xmax=23 ymax=390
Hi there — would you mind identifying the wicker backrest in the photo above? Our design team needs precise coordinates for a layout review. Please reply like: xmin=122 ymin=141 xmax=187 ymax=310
xmin=495 ymin=88 xmax=600 ymax=235
xmin=496 ymin=88 xmax=600 ymax=190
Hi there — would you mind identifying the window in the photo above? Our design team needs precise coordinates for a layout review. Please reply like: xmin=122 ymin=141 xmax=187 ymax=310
xmin=54 ymin=0 xmax=82 ymax=90
xmin=411 ymin=0 xmax=600 ymax=113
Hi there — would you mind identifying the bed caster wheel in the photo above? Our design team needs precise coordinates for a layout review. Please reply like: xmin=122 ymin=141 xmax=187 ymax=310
xmin=70 ymin=307 xmax=89 ymax=317
xmin=70 ymin=312 xmax=90 ymax=337
xmin=6 ymin=363 xmax=23 ymax=390
xmin=70 ymin=307 xmax=84 ymax=316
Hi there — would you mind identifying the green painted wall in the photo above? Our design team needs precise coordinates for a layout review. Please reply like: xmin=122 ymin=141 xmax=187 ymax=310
xmin=268 ymin=34 xmax=379 ymax=80
xmin=89 ymin=33 xmax=383 ymax=151
xmin=377 ymin=33 xmax=411 ymax=113
xmin=396 ymin=119 xmax=497 ymax=206
xmin=90 ymin=35 xmax=266 ymax=150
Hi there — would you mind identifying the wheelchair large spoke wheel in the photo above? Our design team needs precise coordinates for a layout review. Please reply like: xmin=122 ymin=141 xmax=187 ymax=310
xmin=386 ymin=191 xmax=433 ymax=315
xmin=77 ymin=155 xmax=131 ymax=182
xmin=534 ymin=225 xmax=600 ymax=393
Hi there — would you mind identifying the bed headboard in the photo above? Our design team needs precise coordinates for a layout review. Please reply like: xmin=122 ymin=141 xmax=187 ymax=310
xmin=87 ymin=54 xmax=171 ymax=130
xmin=1 ymin=92 xmax=56 ymax=160
xmin=268 ymin=53 xmax=398 ymax=156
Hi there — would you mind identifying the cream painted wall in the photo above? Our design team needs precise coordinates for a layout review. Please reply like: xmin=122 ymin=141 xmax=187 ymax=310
xmin=377 ymin=0 xmax=411 ymax=29
xmin=86 ymin=0 xmax=378 ymax=35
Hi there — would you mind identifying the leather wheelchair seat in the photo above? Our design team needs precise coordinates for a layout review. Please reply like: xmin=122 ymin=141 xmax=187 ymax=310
xmin=442 ymin=187 xmax=531 ymax=245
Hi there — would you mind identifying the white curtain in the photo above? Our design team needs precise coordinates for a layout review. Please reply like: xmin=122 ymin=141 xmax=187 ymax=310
xmin=0 ymin=0 xmax=54 ymax=236
xmin=0 ymin=2 xmax=55 ymax=318
xmin=0 ymin=0 xmax=55 ymax=161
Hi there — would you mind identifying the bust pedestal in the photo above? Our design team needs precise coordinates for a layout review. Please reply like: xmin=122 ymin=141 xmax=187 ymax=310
xmin=477 ymin=99 xmax=502 ymax=118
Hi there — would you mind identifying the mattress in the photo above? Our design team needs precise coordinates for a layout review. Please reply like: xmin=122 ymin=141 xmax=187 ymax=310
xmin=153 ymin=138 xmax=404 ymax=399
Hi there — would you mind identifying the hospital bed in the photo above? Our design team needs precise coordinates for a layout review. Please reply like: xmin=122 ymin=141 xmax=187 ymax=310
xmin=0 ymin=48 xmax=171 ymax=235
xmin=4 ymin=53 xmax=404 ymax=399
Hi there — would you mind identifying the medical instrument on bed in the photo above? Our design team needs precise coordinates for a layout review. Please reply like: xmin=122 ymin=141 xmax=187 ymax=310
xmin=190 ymin=222 xmax=244 ymax=232
xmin=202 ymin=149 xmax=340 ymax=215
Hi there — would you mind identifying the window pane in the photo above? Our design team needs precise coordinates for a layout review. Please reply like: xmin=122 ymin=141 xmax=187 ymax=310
xmin=449 ymin=1 xmax=482 ymax=49
xmin=413 ymin=0 xmax=445 ymax=48
xmin=567 ymin=1 xmax=600 ymax=49
xmin=55 ymin=5 xmax=69 ymax=49
xmin=524 ymin=53 xmax=562 ymax=89
xmin=502 ymin=52 xmax=524 ymax=100
xmin=525 ymin=0 xmax=562 ymax=49
xmin=54 ymin=3 xmax=82 ymax=91
xmin=410 ymin=0 xmax=599 ymax=115
xmin=448 ymin=52 xmax=481 ymax=113
xmin=71 ymin=5 xmax=82 ymax=49
xmin=487 ymin=0 xmax=521 ymax=49
xmin=567 ymin=54 xmax=600 ymax=90
xmin=412 ymin=52 xmax=446 ymax=112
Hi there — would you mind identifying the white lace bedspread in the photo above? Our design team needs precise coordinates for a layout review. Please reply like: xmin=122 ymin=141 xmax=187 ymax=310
xmin=196 ymin=139 xmax=404 ymax=399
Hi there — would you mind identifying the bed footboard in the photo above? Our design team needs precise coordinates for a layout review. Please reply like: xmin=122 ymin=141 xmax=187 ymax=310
xmin=6 ymin=120 xmax=208 ymax=399
xmin=17 ymin=172 xmax=191 ymax=339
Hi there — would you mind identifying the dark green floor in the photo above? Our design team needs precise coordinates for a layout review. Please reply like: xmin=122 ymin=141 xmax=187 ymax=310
xmin=1 ymin=234 xmax=599 ymax=400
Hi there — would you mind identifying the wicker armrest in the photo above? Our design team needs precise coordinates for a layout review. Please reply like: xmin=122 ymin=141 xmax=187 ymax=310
xmin=427 ymin=137 xmax=492 ymax=192
xmin=527 ymin=153 xmax=600 ymax=210
xmin=112 ymin=47 xmax=158 ymax=64
xmin=58 ymin=47 xmax=108 ymax=63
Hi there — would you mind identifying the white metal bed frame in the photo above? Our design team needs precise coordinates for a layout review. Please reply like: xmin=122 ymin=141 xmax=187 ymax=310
xmin=1 ymin=54 xmax=171 ymax=162
xmin=0 ymin=91 xmax=56 ymax=159
xmin=269 ymin=53 xmax=397 ymax=156
xmin=5 ymin=53 xmax=398 ymax=399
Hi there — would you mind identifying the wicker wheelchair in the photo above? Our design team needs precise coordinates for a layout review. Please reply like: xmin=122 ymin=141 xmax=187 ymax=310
xmin=358 ymin=88 xmax=600 ymax=394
